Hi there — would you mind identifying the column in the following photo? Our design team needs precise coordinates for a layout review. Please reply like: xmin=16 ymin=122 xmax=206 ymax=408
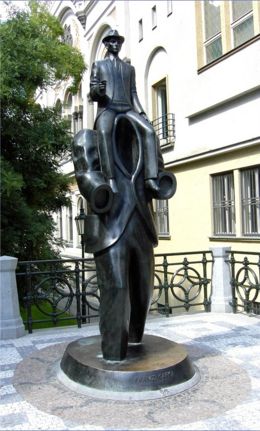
xmin=210 ymin=246 xmax=233 ymax=313
xmin=0 ymin=256 xmax=25 ymax=339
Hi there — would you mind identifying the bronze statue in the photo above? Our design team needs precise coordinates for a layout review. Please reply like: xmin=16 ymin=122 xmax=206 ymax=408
xmin=72 ymin=29 xmax=176 ymax=361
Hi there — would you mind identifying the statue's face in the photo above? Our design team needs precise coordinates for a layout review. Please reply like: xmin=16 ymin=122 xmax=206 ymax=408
xmin=105 ymin=38 xmax=123 ymax=54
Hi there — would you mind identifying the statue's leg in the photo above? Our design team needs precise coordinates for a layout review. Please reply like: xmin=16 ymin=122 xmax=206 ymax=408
xmin=128 ymin=213 xmax=154 ymax=343
xmin=126 ymin=111 xmax=158 ymax=180
xmin=95 ymin=110 xmax=116 ymax=180
xmin=95 ymin=239 xmax=130 ymax=361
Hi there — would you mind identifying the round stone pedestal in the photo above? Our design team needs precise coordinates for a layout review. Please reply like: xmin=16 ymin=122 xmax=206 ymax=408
xmin=59 ymin=334 xmax=198 ymax=399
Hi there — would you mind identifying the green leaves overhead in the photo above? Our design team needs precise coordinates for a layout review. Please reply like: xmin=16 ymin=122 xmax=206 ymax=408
xmin=1 ymin=1 xmax=86 ymax=261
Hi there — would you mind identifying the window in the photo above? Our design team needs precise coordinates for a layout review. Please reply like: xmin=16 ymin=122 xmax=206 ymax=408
xmin=138 ymin=19 xmax=143 ymax=42
xmin=66 ymin=203 xmax=73 ymax=244
xmin=152 ymin=78 xmax=175 ymax=148
xmin=152 ymin=5 xmax=157 ymax=29
xmin=203 ymin=0 xmax=222 ymax=64
xmin=155 ymin=200 xmax=170 ymax=236
xmin=241 ymin=167 xmax=260 ymax=236
xmin=167 ymin=0 xmax=173 ymax=17
xmin=153 ymin=79 xmax=168 ymax=138
xmin=196 ymin=1 xmax=259 ymax=68
xmin=212 ymin=172 xmax=236 ymax=235
xmin=57 ymin=208 xmax=63 ymax=240
xmin=231 ymin=1 xmax=254 ymax=48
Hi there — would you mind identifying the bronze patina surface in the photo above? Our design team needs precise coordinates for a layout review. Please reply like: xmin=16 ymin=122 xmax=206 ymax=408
xmin=60 ymin=334 xmax=195 ymax=392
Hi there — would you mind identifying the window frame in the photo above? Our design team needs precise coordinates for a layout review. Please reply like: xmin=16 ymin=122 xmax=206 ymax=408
xmin=152 ymin=5 xmax=157 ymax=30
xmin=155 ymin=199 xmax=170 ymax=237
xmin=211 ymin=171 xmax=236 ymax=236
xmin=202 ymin=0 xmax=223 ymax=64
xmin=240 ymin=166 xmax=260 ymax=237
xmin=138 ymin=19 xmax=143 ymax=42
xmin=196 ymin=0 xmax=260 ymax=70
xmin=231 ymin=1 xmax=254 ymax=48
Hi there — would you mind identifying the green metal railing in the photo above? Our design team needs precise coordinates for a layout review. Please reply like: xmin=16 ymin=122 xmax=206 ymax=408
xmin=16 ymin=251 xmax=213 ymax=333
xmin=228 ymin=251 xmax=260 ymax=314
xmin=151 ymin=251 xmax=213 ymax=316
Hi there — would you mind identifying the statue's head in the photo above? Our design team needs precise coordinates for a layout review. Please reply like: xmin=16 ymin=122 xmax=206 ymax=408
xmin=102 ymin=29 xmax=125 ymax=54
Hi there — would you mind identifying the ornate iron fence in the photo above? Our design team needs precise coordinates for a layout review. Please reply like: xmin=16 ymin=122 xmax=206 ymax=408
xmin=16 ymin=258 xmax=98 ymax=333
xmin=228 ymin=251 xmax=260 ymax=314
xmin=151 ymin=251 xmax=213 ymax=316
xmin=16 ymin=251 xmax=213 ymax=333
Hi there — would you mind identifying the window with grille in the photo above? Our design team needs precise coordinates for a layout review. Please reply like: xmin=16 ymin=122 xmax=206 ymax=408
xmin=155 ymin=199 xmax=170 ymax=236
xmin=231 ymin=1 xmax=254 ymax=48
xmin=203 ymin=0 xmax=223 ymax=64
xmin=241 ymin=167 xmax=260 ymax=236
xmin=212 ymin=172 xmax=236 ymax=235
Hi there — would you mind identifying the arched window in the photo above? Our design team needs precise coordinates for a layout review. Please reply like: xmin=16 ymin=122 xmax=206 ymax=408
xmin=66 ymin=203 xmax=73 ymax=245
xmin=64 ymin=92 xmax=73 ymax=134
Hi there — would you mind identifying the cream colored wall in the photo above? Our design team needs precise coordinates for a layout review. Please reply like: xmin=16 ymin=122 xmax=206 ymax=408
xmin=42 ymin=1 xmax=260 ymax=258
xmin=156 ymin=146 xmax=260 ymax=255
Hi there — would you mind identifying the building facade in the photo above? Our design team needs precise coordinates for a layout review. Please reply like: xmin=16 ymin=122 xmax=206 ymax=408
xmin=42 ymin=0 xmax=260 ymax=257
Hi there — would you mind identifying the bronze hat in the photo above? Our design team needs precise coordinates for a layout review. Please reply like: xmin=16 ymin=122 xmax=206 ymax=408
xmin=102 ymin=29 xmax=125 ymax=44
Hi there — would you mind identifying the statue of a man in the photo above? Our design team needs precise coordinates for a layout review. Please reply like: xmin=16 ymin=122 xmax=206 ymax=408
xmin=72 ymin=29 xmax=176 ymax=361
xmin=89 ymin=29 xmax=159 ymax=194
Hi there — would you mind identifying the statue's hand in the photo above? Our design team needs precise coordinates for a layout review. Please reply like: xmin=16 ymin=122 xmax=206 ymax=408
xmin=98 ymin=80 xmax=107 ymax=96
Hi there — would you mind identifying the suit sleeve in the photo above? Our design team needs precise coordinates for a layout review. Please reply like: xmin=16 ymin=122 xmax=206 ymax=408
xmin=130 ymin=66 xmax=146 ymax=114
xmin=89 ymin=62 xmax=103 ymax=102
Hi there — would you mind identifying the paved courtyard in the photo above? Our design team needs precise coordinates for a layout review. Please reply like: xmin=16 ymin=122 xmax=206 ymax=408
xmin=0 ymin=312 xmax=260 ymax=430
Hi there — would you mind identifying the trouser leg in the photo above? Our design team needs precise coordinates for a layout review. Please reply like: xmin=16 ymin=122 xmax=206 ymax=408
xmin=126 ymin=111 xmax=158 ymax=179
xmin=128 ymin=213 xmax=154 ymax=342
xmin=95 ymin=240 xmax=130 ymax=361
xmin=95 ymin=111 xmax=116 ymax=179
xmin=95 ymin=212 xmax=154 ymax=359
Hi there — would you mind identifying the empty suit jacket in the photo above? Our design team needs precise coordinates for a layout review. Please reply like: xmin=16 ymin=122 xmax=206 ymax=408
xmin=72 ymin=125 xmax=164 ymax=254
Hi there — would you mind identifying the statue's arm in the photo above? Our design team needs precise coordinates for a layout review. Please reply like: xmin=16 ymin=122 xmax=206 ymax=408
xmin=130 ymin=66 xmax=147 ymax=115
xmin=89 ymin=62 xmax=106 ymax=101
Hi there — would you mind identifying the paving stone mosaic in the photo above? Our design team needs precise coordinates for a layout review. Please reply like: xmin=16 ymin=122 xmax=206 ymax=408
xmin=0 ymin=313 xmax=259 ymax=430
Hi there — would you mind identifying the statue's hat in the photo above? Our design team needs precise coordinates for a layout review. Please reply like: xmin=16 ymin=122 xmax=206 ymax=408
xmin=102 ymin=29 xmax=125 ymax=44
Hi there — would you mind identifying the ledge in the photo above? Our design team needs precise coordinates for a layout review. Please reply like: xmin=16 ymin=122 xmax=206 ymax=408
xmin=209 ymin=236 xmax=260 ymax=243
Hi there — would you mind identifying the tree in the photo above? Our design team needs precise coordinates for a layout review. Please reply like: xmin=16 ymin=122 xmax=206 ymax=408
xmin=0 ymin=1 xmax=86 ymax=261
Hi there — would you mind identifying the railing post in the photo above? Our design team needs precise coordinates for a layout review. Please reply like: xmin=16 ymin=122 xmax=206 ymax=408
xmin=162 ymin=255 xmax=170 ymax=316
xmin=25 ymin=262 xmax=33 ymax=334
xmin=0 ymin=256 xmax=25 ymax=339
xmin=202 ymin=252 xmax=211 ymax=312
xmin=210 ymin=247 xmax=232 ymax=313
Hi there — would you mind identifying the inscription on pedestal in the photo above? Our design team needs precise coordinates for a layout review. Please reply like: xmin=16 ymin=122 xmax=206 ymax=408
xmin=60 ymin=334 xmax=196 ymax=393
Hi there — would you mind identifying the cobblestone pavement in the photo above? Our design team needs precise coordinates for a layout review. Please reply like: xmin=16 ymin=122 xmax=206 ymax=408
xmin=0 ymin=312 xmax=260 ymax=430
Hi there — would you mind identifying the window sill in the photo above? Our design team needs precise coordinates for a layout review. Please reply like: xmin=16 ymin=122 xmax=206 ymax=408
xmin=158 ymin=235 xmax=171 ymax=240
xmin=198 ymin=33 xmax=260 ymax=74
xmin=209 ymin=236 xmax=260 ymax=243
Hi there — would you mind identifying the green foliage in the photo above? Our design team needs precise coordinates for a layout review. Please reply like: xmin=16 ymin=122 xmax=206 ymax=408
xmin=1 ymin=1 xmax=86 ymax=261
xmin=20 ymin=301 xmax=74 ymax=330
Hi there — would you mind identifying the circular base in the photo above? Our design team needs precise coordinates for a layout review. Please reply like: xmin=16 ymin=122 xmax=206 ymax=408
xmin=60 ymin=335 xmax=197 ymax=398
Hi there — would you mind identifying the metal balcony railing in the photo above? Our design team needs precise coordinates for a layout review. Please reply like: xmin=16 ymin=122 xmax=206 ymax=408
xmin=152 ymin=113 xmax=175 ymax=149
